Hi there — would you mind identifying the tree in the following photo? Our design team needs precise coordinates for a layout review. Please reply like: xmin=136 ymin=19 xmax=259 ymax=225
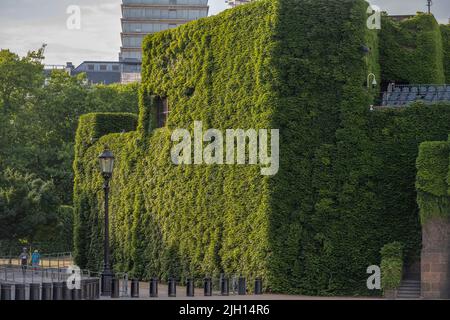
xmin=0 ymin=168 xmax=59 ymax=245
xmin=0 ymin=47 xmax=45 ymax=114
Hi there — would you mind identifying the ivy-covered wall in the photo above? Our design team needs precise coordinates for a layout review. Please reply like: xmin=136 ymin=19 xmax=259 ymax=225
xmin=441 ymin=25 xmax=450 ymax=82
xmin=73 ymin=113 xmax=138 ymax=270
xmin=73 ymin=0 xmax=450 ymax=295
xmin=380 ymin=13 xmax=445 ymax=84
xmin=416 ymin=140 xmax=450 ymax=224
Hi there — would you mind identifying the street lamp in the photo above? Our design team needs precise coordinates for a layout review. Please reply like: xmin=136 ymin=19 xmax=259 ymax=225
xmin=98 ymin=147 xmax=115 ymax=296
xmin=367 ymin=73 xmax=377 ymax=89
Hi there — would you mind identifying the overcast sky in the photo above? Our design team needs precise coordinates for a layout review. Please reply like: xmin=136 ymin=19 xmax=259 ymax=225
xmin=0 ymin=0 xmax=448 ymax=66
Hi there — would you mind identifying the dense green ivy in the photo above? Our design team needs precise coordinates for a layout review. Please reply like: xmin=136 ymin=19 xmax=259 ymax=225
xmin=380 ymin=14 xmax=445 ymax=84
xmin=416 ymin=140 xmax=450 ymax=224
xmin=73 ymin=0 xmax=450 ymax=295
xmin=441 ymin=25 xmax=450 ymax=82
xmin=73 ymin=113 xmax=137 ymax=270
xmin=380 ymin=242 xmax=403 ymax=291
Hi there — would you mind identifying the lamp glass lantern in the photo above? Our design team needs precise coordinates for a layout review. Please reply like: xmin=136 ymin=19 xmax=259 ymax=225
xmin=98 ymin=148 xmax=115 ymax=177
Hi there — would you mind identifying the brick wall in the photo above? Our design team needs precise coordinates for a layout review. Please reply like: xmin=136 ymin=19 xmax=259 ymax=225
xmin=421 ymin=217 xmax=450 ymax=299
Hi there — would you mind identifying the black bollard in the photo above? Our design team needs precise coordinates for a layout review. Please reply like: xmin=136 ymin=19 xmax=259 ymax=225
xmin=1 ymin=283 xmax=12 ymax=300
xmin=95 ymin=279 xmax=100 ymax=299
xmin=73 ymin=287 xmax=82 ymax=300
xmin=80 ymin=280 xmax=86 ymax=300
xmin=53 ymin=282 xmax=64 ymax=300
xmin=149 ymin=278 xmax=158 ymax=297
xmin=238 ymin=277 xmax=246 ymax=295
xmin=111 ymin=278 xmax=120 ymax=298
xmin=41 ymin=283 xmax=52 ymax=300
xmin=254 ymin=278 xmax=263 ymax=295
xmin=131 ymin=279 xmax=139 ymax=298
xmin=63 ymin=283 xmax=73 ymax=300
xmin=15 ymin=284 xmax=26 ymax=300
xmin=186 ymin=278 xmax=194 ymax=297
xmin=221 ymin=277 xmax=229 ymax=296
xmin=204 ymin=277 xmax=212 ymax=296
xmin=29 ymin=283 xmax=41 ymax=300
xmin=168 ymin=278 xmax=176 ymax=297
xmin=88 ymin=280 xmax=94 ymax=300
xmin=87 ymin=279 xmax=98 ymax=300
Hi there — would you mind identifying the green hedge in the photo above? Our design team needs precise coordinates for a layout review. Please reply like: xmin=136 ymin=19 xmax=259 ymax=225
xmin=416 ymin=140 xmax=450 ymax=224
xmin=380 ymin=242 xmax=403 ymax=291
xmin=380 ymin=14 xmax=445 ymax=84
xmin=73 ymin=113 xmax=137 ymax=269
xmin=73 ymin=0 xmax=450 ymax=295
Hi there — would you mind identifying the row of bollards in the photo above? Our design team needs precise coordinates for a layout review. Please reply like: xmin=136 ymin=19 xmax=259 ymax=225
xmin=0 ymin=279 xmax=100 ymax=301
xmin=125 ymin=277 xmax=263 ymax=298
xmin=1 ymin=277 xmax=262 ymax=300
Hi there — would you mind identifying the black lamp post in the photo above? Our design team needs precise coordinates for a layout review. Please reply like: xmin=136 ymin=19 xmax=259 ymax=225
xmin=98 ymin=147 xmax=115 ymax=296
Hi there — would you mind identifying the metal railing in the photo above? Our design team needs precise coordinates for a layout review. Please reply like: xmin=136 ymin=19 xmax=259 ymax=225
xmin=0 ymin=265 xmax=101 ymax=300
xmin=0 ymin=252 xmax=73 ymax=269
xmin=0 ymin=265 xmax=87 ymax=284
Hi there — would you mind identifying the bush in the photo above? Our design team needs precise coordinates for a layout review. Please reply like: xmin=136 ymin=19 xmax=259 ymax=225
xmin=380 ymin=242 xmax=403 ymax=291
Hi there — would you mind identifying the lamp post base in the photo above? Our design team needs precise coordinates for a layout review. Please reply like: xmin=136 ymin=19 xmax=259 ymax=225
xmin=101 ymin=270 xmax=114 ymax=296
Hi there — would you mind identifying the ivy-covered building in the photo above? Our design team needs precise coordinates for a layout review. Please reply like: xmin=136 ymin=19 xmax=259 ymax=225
xmin=73 ymin=0 xmax=450 ymax=296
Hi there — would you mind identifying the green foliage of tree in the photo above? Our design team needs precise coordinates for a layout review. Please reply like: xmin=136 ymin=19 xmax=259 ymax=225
xmin=0 ymin=48 xmax=44 ymax=114
xmin=0 ymin=48 xmax=139 ymax=252
xmin=0 ymin=51 xmax=139 ymax=204
xmin=0 ymin=168 xmax=59 ymax=243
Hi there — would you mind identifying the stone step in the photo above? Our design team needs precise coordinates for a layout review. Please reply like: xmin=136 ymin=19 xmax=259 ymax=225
xmin=398 ymin=285 xmax=420 ymax=290
xmin=396 ymin=278 xmax=421 ymax=299
xmin=401 ymin=280 xmax=420 ymax=284
xmin=397 ymin=293 xmax=421 ymax=298
xmin=398 ymin=290 xmax=420 ymax=295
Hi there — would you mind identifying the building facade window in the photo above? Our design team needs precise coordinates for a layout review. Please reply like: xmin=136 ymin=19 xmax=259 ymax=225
xmin=156 ymin=97 xmax=169 ymax=128
xmin=100 ymin=65 xmax=107 ymax=71
xmin=87 ymin=64 xmax=95 ymax=71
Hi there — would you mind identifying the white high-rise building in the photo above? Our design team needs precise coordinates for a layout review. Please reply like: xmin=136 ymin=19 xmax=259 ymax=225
xmin=225 ymin=0 xmax=253 ymax=8
xmin=120 ymin=0 xmax=209 ymax=62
